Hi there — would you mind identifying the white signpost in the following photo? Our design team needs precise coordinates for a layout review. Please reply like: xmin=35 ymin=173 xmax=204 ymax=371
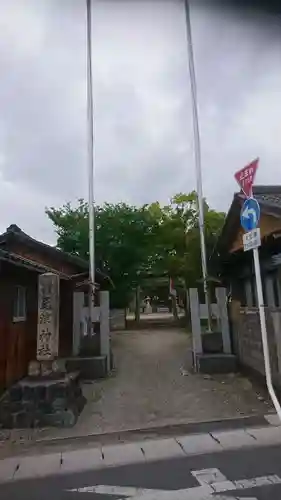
xmin=235 ymin=159 xmax=281 ymax=422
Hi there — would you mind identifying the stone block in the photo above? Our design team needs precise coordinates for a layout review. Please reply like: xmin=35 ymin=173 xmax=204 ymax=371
xmin=13 ymin=411 xmax=35 ymax=429
xmin=14 ymin=453 xmax=61 ymax=480
xmin=264 ymin=413 xmax=281 ymax=426
xmin=0 ymin=457 xmax=20 ymax=483
xmin=176 ymin=433 xmax=222 ymax=455
xmin=140 ymin=438 xmax=185 ymax=460
xmin=9 ymin=386 xmax=22 ymax=402
xmin=52 ymin=359 xmax=66 ymax=374
xmin=211 ymin=429 xmax=256 ymax=449
xmin=28 ymin=360 xmax=40 ymax=377
xmin=102 ymin=442 xmax=145 ymax=466
xmin=40 ymin=361 xmax=53 ymax=377
xmin=60 ymin=447 xmax=103 ymax=473
xmin=248 ymin=426 xmax=281 ymax=445
xmin=196 ymin=353 xmax=238 ymax=374
xmin=66 ymin=356 xmax=108 ymax=380
xmin=0 ymin=372 xmax=85 ymax=429
xmin=202 ymin=331 xmax=223 ymax=354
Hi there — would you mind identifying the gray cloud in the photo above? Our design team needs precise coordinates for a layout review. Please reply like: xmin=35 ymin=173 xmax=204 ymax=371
xmin=0 ymin=0 xmax=280 ymax=244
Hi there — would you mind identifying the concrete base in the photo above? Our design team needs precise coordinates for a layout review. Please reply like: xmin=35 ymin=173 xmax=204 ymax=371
xmin=66 ymin=355 xmax=111 ymax=380
xmin=196 ymin=353 xmax=238 ymax=374
xmin=0 ymin=372 xmax=86 ymax=429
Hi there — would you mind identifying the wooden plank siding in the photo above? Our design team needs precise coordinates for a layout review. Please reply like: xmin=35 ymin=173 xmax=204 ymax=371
xmin=230 ymin=213 xmax=281 ymax=253
xmin=0 ymin=261 xmax=75 ymax=393
xmin=0 ymin=263 xmax=38 ymax=392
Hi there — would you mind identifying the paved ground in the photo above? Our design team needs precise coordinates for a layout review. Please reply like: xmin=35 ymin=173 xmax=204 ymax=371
xmin=0 ymin=327 xmax=272 ymax=455
xmin=2 ymin=443 xmax=281 ymax=499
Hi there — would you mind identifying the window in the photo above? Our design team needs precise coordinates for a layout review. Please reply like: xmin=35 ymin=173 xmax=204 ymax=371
xmin=13 ymin=286 xmax=26 ymax=322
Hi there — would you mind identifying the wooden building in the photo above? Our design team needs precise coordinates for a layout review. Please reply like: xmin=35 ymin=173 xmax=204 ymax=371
xmin=0 ymin=224 xmax=108 ymax=392
xmin=211 ymin=186 xmax=281 ymax=385
xmin=212 ymin=186 xmax=281 ymax=307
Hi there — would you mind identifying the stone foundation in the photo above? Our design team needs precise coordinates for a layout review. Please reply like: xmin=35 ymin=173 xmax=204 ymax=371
xmin=0 ymin=372 xmax=86 ymax=429
xmin=196 ymin=353 xmax=238 ymax=374
xmin=66 ymin=356 xmax=108 ymax=380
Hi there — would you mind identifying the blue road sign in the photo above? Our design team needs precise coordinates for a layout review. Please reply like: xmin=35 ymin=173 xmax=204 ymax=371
xmin=240 ymin=198 xmax=260 ymax=232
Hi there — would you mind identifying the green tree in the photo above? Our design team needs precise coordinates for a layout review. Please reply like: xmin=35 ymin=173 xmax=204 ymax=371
xmin=46 ymin=200 xmax=160 ymax=308
xmin=46 ymin=193 xmax=225 ymax=311
xmin=146 ymin=191 xmax=225 ymax=289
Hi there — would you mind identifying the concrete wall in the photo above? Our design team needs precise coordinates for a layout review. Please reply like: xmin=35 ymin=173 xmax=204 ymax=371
xmin=232 ymin=305 xmax=281 ymax=387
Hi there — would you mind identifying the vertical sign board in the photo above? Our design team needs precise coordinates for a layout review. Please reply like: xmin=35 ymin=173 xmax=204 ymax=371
xmin=37 ymin=273 xmax=60 ymax=361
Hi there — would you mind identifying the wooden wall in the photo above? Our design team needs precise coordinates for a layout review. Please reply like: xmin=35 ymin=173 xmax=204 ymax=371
xmin=230 ymin=214 xmax=281 ymax=253
xmin=0 ymin=262 xmax=74 ymax=393
xmin=0 ymin=263 xmax=38 ymax=391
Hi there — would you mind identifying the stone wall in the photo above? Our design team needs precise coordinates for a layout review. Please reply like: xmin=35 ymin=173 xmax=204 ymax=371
xmin=232 ymin=306 xmax=281 ymax=387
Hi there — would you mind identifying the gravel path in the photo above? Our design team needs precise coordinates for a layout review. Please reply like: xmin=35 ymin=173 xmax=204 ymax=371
xmin=0 ymin=328 xmax=272 ymax=453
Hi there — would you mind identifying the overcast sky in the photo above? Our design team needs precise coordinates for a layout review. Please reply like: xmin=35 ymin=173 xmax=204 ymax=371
xmin=0 ymin=0 xmax=280 ymax=243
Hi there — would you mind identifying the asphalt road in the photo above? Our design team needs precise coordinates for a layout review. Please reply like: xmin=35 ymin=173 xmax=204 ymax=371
xmin=2 ymin=444 xmax=281 ymax=499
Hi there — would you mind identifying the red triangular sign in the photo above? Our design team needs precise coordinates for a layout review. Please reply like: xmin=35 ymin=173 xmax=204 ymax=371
xmin=234 ymin=158 xmax=259 ymax=198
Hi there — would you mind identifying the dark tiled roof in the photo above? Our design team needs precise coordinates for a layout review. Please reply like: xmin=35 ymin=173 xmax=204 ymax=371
xmin=0 ymin=224 xmax=89 ymax=270
xmin=212 ymin=185 xmax=281 ymax=258
xmin=0 ymin=248 xmax=71 ymax=279
xmin=0 ymin=226 xmax=112 ymax=286
xmin=255 ymin=193 xmax=281 ymax=207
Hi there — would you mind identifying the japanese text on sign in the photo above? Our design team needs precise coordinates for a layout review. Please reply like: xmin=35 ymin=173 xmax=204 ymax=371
xmin=243 ymin=228 xmax=261 ymax=252
xmin=37 ymin=328 xmax=52 ymax=358
xmin=37 ymin=273 xmax=60 ymax=361
xmin=234 ymin=158 xmax=259 ymax=198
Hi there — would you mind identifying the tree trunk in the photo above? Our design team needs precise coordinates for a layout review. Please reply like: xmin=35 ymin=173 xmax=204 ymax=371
xmin=135 ymin=286 xmax=140 ymax=323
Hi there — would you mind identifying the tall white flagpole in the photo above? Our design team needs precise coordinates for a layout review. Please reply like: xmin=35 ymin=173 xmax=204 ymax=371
xmin=183 ymin=0 xmax=212 ymax=331
xmin=86 ymin=0 xmax=95 ymax=333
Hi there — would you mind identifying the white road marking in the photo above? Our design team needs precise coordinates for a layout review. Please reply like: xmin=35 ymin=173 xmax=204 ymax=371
xmin=66 ymin=469 xmax=281 ymax=499
xmin=67 ymin=486 xmax=164 ymax=496
xmin=191 ymin=468 xmax=227 ymax=486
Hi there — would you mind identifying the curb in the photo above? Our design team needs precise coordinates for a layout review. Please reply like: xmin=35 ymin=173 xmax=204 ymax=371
xmin=2 ymin=412 xmax=273 ymax=453
xmin=0 ymin=415 xmax=280 ymax=484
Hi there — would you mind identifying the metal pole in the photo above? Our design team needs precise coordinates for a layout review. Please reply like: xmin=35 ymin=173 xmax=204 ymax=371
xmin=253 ymin=247 xmax=281 ymax=420
xmin=183 ymin=0 xmax=212 ymax=331
xmin=86 ymin=0 xmax=95 ymax=333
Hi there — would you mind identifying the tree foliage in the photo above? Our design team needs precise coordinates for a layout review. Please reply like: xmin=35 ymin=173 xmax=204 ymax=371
xmin=46 ymin=192 xmax=225 ymax=306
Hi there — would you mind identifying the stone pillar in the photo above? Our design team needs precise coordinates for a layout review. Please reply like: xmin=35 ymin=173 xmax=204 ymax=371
xmin=216 ymin=287 xmax=231 ymax=354
xmin=37 ymin=273 xmax=60 ymax=362
xmin=190 ymin=288 xmax=202 ymax=355
xmin=100 ymin=291 xmax=110 ymax=372
xmin=73 ymin=291 xmax=84 ymax=356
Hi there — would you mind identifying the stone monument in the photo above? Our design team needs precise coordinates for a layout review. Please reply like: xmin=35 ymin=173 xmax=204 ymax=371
xmin=0 ymin=273 xmax=86 ymax=429
xmin=144 ymin=296 xmax=152 ymax=314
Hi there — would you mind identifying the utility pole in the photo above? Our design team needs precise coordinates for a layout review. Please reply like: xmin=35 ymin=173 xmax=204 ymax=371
xmin=183 ymin=0 xmax=212 ymax=332
xmin=86 ymin=0 xmax=95 ymax=334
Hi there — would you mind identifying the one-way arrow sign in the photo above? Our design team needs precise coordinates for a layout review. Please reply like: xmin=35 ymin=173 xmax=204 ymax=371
xmin=240 ymin=198 xmax=260 ymax=232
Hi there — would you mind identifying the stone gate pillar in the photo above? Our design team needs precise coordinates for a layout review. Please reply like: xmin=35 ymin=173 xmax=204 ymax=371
xmin=37 ymin=273 xmax=60 ymax=362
